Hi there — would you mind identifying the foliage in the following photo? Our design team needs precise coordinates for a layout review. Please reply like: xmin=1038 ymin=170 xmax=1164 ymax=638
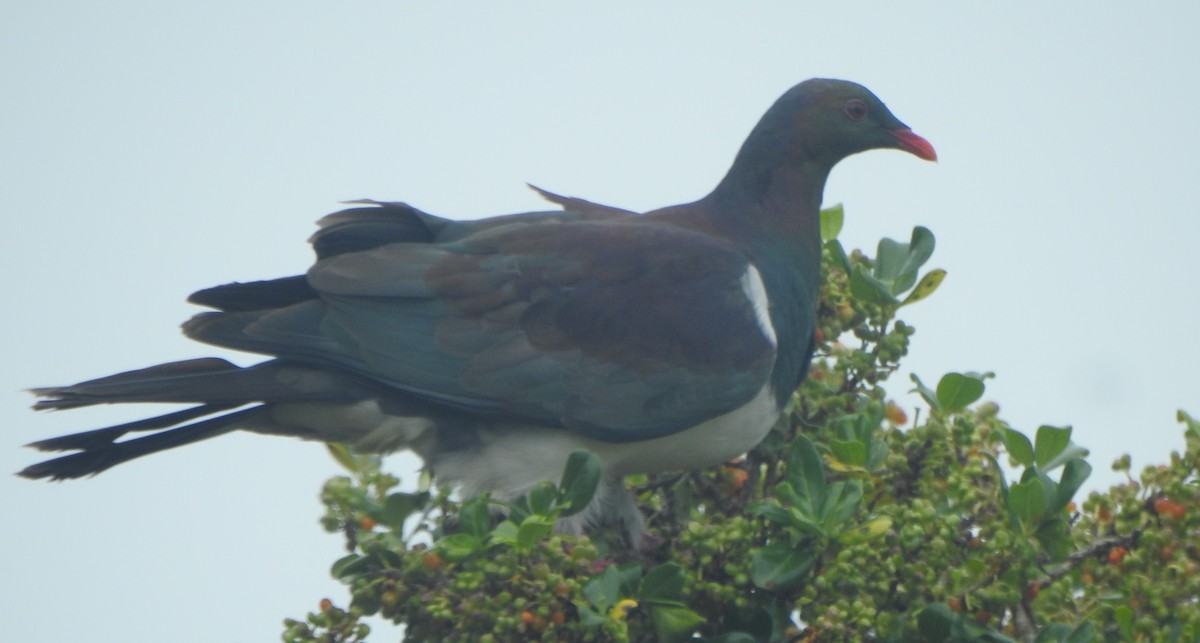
xmin=283 ymin=206 xmax=1200 ymax=642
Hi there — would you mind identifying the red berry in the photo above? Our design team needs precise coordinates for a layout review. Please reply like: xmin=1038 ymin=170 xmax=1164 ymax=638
xmin=1108 ymin=546 xmax=1128 ymax=565
xmin=1154 ymin=498 xmax=1186 ymax=519
xmin=423 ymin=552 xmax=444 ymax=570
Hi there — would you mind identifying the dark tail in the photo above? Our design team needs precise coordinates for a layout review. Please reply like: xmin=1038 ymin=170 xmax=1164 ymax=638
xmin=22 ymin=357 xmax=375 ymax=480
xmin=20 ymin=407 xmax=260 ymax=480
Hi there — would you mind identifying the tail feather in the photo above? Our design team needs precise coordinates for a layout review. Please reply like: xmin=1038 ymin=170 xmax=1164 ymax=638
xmin=32 ymin=358 xmax=243 ymax=410
xmin=31 ymin=358 xmax=374 ymax=411
xmin=19 ymin=407 xmax=263 ymax=480
xmin=26 ymin=404 xmax=238 ymax=452
xmin=23 ymin=357 xmax=384 ymax=479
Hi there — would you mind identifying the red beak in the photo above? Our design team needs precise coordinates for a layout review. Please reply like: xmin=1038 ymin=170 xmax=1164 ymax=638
xmin=891 ymin=128 xmax=937 ymax=162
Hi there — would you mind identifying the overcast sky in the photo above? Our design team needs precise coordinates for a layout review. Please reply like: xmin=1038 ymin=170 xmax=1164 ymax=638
xmin=4 ymin=3 xmax=1198 ymax=641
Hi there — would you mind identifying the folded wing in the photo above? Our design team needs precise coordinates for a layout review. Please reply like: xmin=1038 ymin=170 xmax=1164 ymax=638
xmin=185 ymin=203 xmax=778 ymax=442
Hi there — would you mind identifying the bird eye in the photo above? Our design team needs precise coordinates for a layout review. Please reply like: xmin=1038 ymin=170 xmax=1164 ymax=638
xmin=843 ymin=99 xmax=868 ymax=121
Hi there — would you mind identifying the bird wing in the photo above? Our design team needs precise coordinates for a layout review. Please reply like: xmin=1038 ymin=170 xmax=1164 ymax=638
xmin=186 ymin=205 xmax=777 ymax=442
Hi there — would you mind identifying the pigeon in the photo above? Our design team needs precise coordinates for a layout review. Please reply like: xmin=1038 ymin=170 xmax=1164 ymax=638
xmin=21 ymin=78 xmax=935 ymax=545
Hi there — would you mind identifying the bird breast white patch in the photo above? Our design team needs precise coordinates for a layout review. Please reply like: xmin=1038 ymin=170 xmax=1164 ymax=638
xmin=740 ymin=265 xmax=777 ymax=346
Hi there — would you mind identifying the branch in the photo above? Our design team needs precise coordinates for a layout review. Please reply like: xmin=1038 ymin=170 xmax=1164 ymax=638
xmin=1044 ymin=529 xmax=1142 ymax=583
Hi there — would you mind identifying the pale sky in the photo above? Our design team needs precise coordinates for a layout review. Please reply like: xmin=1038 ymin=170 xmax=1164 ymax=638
xmin=4 ymin=3 xmax=1198 ymax=641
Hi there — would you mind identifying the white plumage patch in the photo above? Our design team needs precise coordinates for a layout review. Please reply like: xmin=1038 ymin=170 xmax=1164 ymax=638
xmin=741 ymin=265 xmax=777 ymax=346
xmin=431 ymin=383 xmax=779 ymax=496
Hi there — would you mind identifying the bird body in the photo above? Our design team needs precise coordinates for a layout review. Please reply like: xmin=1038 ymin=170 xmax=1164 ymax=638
xmin=22 ymin=79 xmax=935 ymax=543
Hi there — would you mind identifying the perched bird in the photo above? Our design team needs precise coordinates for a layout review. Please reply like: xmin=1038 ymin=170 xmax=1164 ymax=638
xmin=21 ymin=78 xmax=935 ymax=545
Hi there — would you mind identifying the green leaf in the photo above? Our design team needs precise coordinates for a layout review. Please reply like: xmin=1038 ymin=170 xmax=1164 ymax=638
xmin=785 ymin=506 xmax=828 ymax=538
xmin=526 ymin=480 xmax=558 ymax=515
xmin=457 ymin=495 xmax=492 ymax=539
xmin=1033 ymin=624 xmax=1073 ymax=642
xmin=917 ymin=603 xmax=957 ymax=640
xmin=330 ymin=554 xmax=370 ymax=580
xmin=581 ymin=562 xmax=641 ymax=613
xmin=488 ymin=520 xmax=519 ymax=547
xmin=750 ymin=541 xmax=816 ymax=590
xmin=825 ymin=239 xmax=852 ymax=274
xmin=505 ymin=494 xmax=532 ymax=525
xmin=830 ymin=438 xmax=867 ymax=467
xmin=528 ymin=479 xmax=559 ymax=515
xmin=866 ymin=437 xmax=889 ymax=472
xmin=704 ymin=633 xmax=759 ymax=643
xmin=936 ymin=372 xmax=986 ymax=411
xmin=720 ymin=605 xmax=780 ymax=643
xmin=874 ymin=226 xmax=935 ymax=294
xmin=820 ymin=480 xmax=863 ymax=530
xmin=981 ymin=451 xmax=1010 ymax=500
xmin=836 ymin=517 xmax=893 ymax=545
xmin=910 ymin=373 xmax=941 ymax=410
xmin=772 ymin=480 xmax=804 ymax=508
xmin=1034 ymin=425 xmax=1072 ymax=468
xmin=1114 ymin=604 xmax=1134 ymax=638
xmin=819 ymin=203 xmax=844 ymax=242
xmin=557 ymin=450 xmax=601 ymax=518
xmin=785 ymin=435 xmax=827 ymax=516
xmin=1052 ymin=458 xmax=1092 ymax=513
xmin=572 ymin=603 xmax=609 ymax=628
xmin=1000 ymin=427 xmax=1035 ymax=467
xmin=1008 ymin=477 xmax=1047 ymax=524
xmin=749 ymin=500 xmax=791 ymax=525
xmin=649 ymin=605 xmax=706 ymax=643
xmin=515 ymin=516 xmax=554 ymax=550
xmin=899 ymin=268 xmax=946 ymax=306
xmin=380 ymin=491 xmax=429 ymax=529
xmin=1036 ymin=517 xmax=1072 ymax=561
xmin=1041 ymin=442 xmax=1089 ymax=472
xmin=582 ymin=565 xmax=622 ymax=613
xmin=850 ymin=265 xmax=900 ymax=305
xmin=1066 ymin=621 xmax=1096 ymax=643
xmin=326 ymin=443 xmax=360 ymax=473
xmin=917 ymin=603 xmax=1017 ymax=643
xmin=1022 ymin=466 xmax=1060 ymax=515
xmin=638 ymin=563 xmax=686 ymax=604
xmin=437 ymin=533 xmax=483 ymax=561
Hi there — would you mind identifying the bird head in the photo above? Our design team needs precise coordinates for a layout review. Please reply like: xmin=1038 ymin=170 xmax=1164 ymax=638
xmin=741 ymin=78 xmax=937 ymax=172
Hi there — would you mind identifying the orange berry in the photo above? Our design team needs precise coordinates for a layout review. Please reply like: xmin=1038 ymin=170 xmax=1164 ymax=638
xmin=948 ymin=598 xmax=963 ymax=612
xmin=725 ymin=466 xmax=749 ymax=491
xmin=520 ymin=610 xmax=535 ymax=624
xmin=358 ymin=516 xmax=377 ymax=530
xmin=1066 ymin=501 xmax=1077 ymax=513
xmin=1154 ymin=498 xmax=1186 ymax=519
xmin=1108 ymin=546 xmax=1128 ymax=565
xmin=884 ymin=401 xmax=907 ymax=425
xmin=319 ymin=598 xmax=333 ymax=612
xmin=814 ymin=328 xmax=825 ymax=343
xmin=551 ymin=611 xmax=566 ymax=626
xmin=423 ymin=552 xmax=444 ymax=570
